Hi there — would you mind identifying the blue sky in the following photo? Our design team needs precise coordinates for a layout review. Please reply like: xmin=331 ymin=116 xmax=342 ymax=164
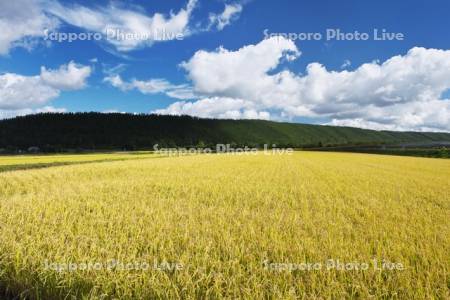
xmin=1 ymin=0 xmax=450 ymax=131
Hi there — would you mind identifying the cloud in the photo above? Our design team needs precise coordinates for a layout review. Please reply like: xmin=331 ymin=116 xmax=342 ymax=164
xmin=326 ymin=99 xmax=450 ymax=132
xmin=104 ymin=74 xmax=195 ymax=100
xmin=40 ymin=61 xmax=92 ymax=90
xmin=208 ymin=3 xmax=243 ymax=31
xmin=101 ymin=109 xmax=126 ymax=114
xmin=180 ymin=37 xmax=300 ymax=96
xmin=102 ymin=63 xmax=128 ymax=76
xmin=340 ymin=59 xmax=351 ymax=69
xmin=0 ymin=73 xmax=59 ymax=109
xmin=45 ymin=0 xmax=198 ymax=51
xmin=0 ymin=61 xmax=91 ymax=110
xmin=0 ymin=106 xmax=67 ymax=120
xmin=155 ymin=37 xmax=450 ymax=131
xmin=0 ymin=0 xmax=59 ymax=55
xmin=1 ymin=0 xmax=247 ymax=54
xmin=154 ymin=96 xmax=270 ymax=120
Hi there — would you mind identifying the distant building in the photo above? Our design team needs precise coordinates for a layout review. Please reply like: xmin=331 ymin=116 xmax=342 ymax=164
xmin=28 ymin=146 xmax=40 ymax=153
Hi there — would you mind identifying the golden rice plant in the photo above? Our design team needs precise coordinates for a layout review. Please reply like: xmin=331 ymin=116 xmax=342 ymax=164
xmin=0 ymin=152 xmax=449 ymax=299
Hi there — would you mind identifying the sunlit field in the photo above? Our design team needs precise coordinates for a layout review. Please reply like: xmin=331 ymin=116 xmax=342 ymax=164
xmin=0 ymin=152 xmax=449 ymax=299
xmin=0 ymin=152 xmax=157 ymax=172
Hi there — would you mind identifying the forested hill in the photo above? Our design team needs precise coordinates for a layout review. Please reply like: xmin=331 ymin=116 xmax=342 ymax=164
xmin=1 ymin=113 xmax=450 ymax=151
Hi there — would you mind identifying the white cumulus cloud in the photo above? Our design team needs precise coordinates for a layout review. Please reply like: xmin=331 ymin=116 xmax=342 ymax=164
xmin=40 ymin=61 xmax=92 ymax=90
xmin=0 ymin=61 xmax=92 ymax=110
xmin=181 ymin=37 xmax=300 ymax=97
xmin=154 ymin=96 xmax=270 ymax=120
xmin=155 ymin=37 xmax=450 ymax=132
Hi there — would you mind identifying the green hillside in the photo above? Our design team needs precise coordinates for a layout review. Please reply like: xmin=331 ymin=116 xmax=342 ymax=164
xmin=215 ymin=119 xmax=450 ymax=146
xmin=0 ymin=113 xmax=449 ymax=152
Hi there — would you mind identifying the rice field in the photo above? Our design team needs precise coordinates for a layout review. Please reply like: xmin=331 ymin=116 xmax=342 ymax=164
xmin=0 ymin=152 xmax=449 ymax=299
xmin=0 ymin=152 xmax=157 ymax=172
